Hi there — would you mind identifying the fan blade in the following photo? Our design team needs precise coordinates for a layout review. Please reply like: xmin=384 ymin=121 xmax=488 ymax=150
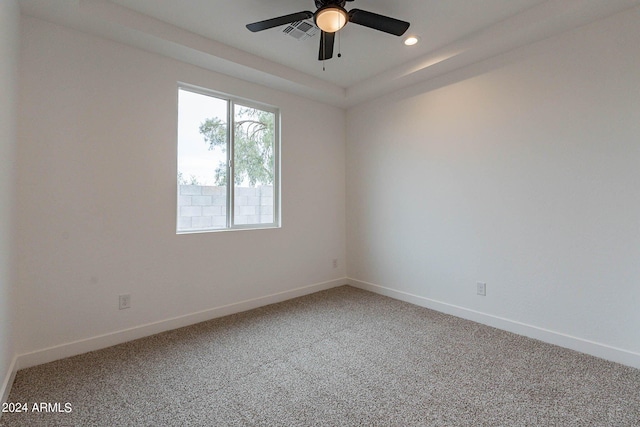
xmin=348 ymin=9 xmax=410 ymax=36
xmin=246 ymin=11 xmax=313 ymax=32
xmin=318 ymin=31 xmax=335 ymax=61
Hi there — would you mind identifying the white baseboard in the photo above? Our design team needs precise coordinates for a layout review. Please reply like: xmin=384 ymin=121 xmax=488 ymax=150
xmin=17 ymin=278 xmax=347 ymax=370
xmin=347 ymin=278 xmax=640 ymax=370
xmin=1 ymin=355 xmax=18 ymax=411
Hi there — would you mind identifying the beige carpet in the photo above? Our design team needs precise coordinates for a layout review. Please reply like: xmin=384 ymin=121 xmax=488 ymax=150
xmin=2 ymin=286 xmax=639 ymax=426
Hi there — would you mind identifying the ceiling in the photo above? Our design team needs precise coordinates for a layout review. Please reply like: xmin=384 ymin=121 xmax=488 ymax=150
xmin=17 ymin=0 xmax=640 ymax=107
xmin=107 ymin=0 xmax=546 ymax=87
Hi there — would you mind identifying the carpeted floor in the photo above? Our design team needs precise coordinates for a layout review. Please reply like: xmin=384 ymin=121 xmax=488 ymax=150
xmin=2 ymin=285 xmax=639 ymax=426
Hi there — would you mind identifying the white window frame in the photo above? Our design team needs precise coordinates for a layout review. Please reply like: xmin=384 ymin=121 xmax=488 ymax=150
xmin=177 ymin=83 xmax=281 ymax=233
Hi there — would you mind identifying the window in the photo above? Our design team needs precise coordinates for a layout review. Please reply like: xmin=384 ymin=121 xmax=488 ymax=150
xmin=177 ymin=85 xmax=280 ymax=233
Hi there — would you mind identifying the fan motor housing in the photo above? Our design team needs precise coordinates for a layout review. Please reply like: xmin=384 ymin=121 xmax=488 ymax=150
xmin=315 ymin=0 xmax=349 ymax=9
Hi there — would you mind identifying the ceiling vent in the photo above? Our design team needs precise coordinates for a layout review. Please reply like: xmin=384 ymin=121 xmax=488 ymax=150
xmin=282 ymin=20 xmax=318 ymax=41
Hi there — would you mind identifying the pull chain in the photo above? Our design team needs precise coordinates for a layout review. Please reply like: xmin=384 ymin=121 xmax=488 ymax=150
xmin=322 ymin=31 xmax=326 ymax=71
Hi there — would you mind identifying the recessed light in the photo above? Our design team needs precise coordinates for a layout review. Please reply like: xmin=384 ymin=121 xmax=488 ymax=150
xmin=403 ymin=35 xmax=420 ymax=46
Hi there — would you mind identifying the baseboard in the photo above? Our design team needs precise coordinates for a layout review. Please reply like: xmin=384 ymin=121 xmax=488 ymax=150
xmin=17 ymin=278 xmax=347 ymax=370
xmin=1 ymin=355 xmax=18 ymax=412
xmin=347 ymin=278 xmax=640 ymax=370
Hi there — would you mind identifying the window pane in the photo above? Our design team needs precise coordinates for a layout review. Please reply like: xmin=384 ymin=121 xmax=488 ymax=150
xmin=233 ymin=104 xmax=275 ymax=225
xmin=176 ymin=85 xmax=280 ymax=233
xmin=177 ymin=89 xmax=228 ymax=232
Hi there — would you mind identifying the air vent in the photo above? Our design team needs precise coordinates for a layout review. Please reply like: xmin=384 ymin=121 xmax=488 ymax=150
xmin=283 ymin=20 xmax=318 ymax=41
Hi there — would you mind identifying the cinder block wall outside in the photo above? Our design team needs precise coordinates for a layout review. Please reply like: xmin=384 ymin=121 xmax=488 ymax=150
xmin=177 ymin=185 xmax=274 ymax=231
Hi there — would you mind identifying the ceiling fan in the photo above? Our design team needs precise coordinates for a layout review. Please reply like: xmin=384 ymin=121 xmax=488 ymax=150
xmin=246 ymin=0 xmax=410 ymax=61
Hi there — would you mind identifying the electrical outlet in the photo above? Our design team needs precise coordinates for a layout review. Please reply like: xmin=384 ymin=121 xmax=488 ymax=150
xmin=477 ymin=282 xmax=486 ymax=296
xmin=332 ymin=259 xmax=338 ymax=269
xmin=119 ymin=294 xmax=131 ymax=310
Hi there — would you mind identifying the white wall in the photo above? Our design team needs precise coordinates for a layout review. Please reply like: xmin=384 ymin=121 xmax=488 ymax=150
xmin=17 ymin=16 xmax=346 ymax=363
xmin=347 ymin=8 xmax=640 ymax=366
xmin=0 ymin=0 xmax=20 ymax=402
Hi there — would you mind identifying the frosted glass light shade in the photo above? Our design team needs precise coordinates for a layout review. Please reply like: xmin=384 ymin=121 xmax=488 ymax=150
xmin=315 ymin=7 xmax=348 ymax=33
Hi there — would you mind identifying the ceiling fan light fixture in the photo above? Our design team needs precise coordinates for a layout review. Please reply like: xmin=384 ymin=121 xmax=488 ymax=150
xmin=315 ymin=5 xmax=348 ymax=33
